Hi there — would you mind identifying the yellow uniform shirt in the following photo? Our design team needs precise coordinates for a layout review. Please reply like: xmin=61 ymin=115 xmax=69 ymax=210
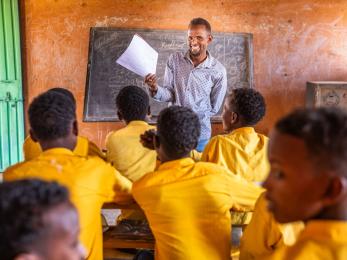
xmin=201 ymin=127 xmax=270 ymax=183
xmin=23 ymin=135 xmax=105 ymax=161
xmin=240 ymin=193 xmax=304 ymax=260
xmin=133 ymin=158 xmax=263 ymax=260
xmin=268 ymin=221 xmax=347 ymax=260
xmin=4 ymin=148 xmax=132 ymax=260
xmin=106 ymin=121 xmax=156 ymax=182
xmin=106 ymin=120 xmax=156 ymax=220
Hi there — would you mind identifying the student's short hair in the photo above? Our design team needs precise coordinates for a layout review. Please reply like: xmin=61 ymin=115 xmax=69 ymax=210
xmin=275 ymin=107 xmax=347 ymax=174
xmin=48 ymin=87 xmax=76 ymax=108
xmin=228 ymin=88 xmax=266 ymax=125
xmin=116 ymin=85 xmax=149 ymax=122
xmin=0 ymin=179 xmax=72 ymax=260
xmin=189 ymin=17 xmax=211 ymax=34
xmin=28 ymin=91 xmax=76 ymax=141
xmin=157 ymin=106 xmax=200 ymax=158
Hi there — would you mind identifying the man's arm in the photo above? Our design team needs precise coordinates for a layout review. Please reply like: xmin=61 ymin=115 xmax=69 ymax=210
xmin=210 ymin=67 xmax=227 ymax=115
xmin=145 ymin=57 xmax=176 ymax=102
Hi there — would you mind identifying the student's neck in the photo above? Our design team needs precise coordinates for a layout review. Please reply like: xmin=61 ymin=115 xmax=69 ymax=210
xmin=190 ymin=52 xmax=207 ymax=67
xmin=125 ymin=119 xmax=145 ymax=125
xmin=160 ymin=154 xmax=190 ymax=164
xmin=314 ymin=203 xmax=347 ymax=221
xmin=39 ymin=138 xmax=76 ymax=152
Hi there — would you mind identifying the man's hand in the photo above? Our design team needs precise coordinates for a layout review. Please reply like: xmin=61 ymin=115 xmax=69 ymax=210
xmin=140 ymin=129 xmax=157 ymax=150
xmin=144 ymin=74 xmax=158 ymax=96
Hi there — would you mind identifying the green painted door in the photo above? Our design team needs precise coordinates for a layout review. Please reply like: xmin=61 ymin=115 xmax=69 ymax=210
xmin=0 ymin=0 xmax=24 ymax=171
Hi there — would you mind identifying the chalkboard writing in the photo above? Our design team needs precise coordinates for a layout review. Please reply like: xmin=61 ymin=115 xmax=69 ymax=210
xmin=84 ymin=27 xmax=253 ymax=122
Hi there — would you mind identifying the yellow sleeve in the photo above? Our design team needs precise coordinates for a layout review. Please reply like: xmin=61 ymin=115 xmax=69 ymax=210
xmin=201 ymin=136 xmax=229 ymax=168
xmin=240 ymin=193 xmax=284 ymax=260
xmin=228 ymin=174 xmax=264 ymax=211
xmin=102 ymin=163 xmax=133 ymax=204
xmin=23 ymin=136 xmax=42 ymax=161
xmin=88 ymin=140 xmax=106 ymax=160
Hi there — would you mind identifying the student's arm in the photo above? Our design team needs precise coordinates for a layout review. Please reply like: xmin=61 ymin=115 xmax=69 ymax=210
xmin=240 ymin=192 xmax=284 ymax=260
xmin=102 ymin=163 xmax=133 ymax=204
xmin=88 ymin=140 xmax=106 ymax=160
xmin=209 ymin=67 xmax=227 ymax=115
xmin=229 ymin=174 xmax=264 ymax=211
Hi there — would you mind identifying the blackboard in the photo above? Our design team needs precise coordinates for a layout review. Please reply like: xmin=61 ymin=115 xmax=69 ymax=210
xmin=83 ymin=27 xmax=253 ymax=122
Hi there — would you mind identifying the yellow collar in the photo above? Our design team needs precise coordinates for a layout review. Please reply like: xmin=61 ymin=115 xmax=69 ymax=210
xmin=158 ymin=157 xmax=195 ymax=171
xmin=41 ymin=147 xmax=75 ymax=156
xmin=230 ymin=127 xmax=255 ymax=135
xmin=127 ymin=120 xmax=150 ymax=127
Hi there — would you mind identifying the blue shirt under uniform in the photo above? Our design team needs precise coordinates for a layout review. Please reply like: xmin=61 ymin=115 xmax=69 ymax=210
xmin=154 ymin=51 xmax=227 ymax=141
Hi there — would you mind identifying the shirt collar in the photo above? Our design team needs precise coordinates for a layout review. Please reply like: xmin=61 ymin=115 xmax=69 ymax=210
xmin=41 ymin=147 xmax=75 ymax=156
xmin=158 ymin=157 xmax=195 ymax=171
xmin=230 ymin=127 xmax=256 ymax=135
xmin=127 ymin=120 xmax=150 ymax=127
xmin=299 ymin=220 xmax=347 ymax=244
xmin=184 ymin=50 xmax=213 ymax=68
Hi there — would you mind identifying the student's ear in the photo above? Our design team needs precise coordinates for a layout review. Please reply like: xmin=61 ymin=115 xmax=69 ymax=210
xmin=72 ymin=120 xmax=78 ymax=136
xmin=321 ymin=176 xmax=347 ymax=207
xmin=230 ymin=111 xmax=238 ymax=125
xmin=29 ymin=129 xmax=38 ymax=143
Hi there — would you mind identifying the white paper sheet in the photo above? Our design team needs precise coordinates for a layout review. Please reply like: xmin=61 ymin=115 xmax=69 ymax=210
xmin=116 ymin=34 xmax=158 ymax=77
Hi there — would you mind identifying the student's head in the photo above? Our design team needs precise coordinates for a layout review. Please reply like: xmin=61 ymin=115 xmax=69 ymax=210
xmin=0 ymin=179 xmax=85 ymax=260
xmin=48 ymin=87 xmax=76 ymax=109
xmin=264 ymin=108 xmax=347 ymax=224
xmin=187 ymin=18 xmax=212 ymax=57
xmin=156 ymin=106 xmax=200 ymax=161
xmin=116 ymin=85 xmax=150 ymax=123
xmin=28 ymin=91 xmax=78 ymax=151
xmin=222 ymin=88 xmax=266 ymax=132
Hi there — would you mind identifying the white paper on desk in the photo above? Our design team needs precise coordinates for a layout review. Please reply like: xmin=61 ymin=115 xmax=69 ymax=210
xmin=116 ymin=34 xmax=158 ymax=77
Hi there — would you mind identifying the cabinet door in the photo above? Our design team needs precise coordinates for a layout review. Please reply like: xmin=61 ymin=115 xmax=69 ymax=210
xmin=0 ymin=0 xmax=24 ymax=171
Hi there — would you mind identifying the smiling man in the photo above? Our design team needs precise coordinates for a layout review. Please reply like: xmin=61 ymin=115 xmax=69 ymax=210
xmin=145 ymin=18 xmax=227 ymax=152
xmin=263 ymin=108 xmax=347 ymax=260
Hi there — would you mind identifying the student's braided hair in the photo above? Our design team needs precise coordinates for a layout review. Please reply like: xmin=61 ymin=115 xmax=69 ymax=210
xmin=276 ymin=107 xmax=347 ymax=174
xmin=0 ymin=179 xmax=72 ymax=260
xmin=157 ymin=106 xmax=200 ymax=159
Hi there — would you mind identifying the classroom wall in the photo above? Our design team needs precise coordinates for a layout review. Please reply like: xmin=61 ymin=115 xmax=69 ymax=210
xmin=21 ymin=0 xmax=347 ymax=148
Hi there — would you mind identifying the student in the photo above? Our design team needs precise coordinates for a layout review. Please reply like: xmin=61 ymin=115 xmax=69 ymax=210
xmin=264 ymin=108 xmax=347 ymax=259
xmin=201 ymin=88 xmax=269 ymax=183
xmin=4 ymin=91 xmax=132 ymax=260
xmin=106 ymin=85 xmax=157 ymax=222
xmin=0 ymin=179 xmax=85 ymax=260
xmin=23 ymin=87 xmax=105 ymax=161
xmin=239 ymin=192 xmax=304 ymax=259
xmin=133 ymin=106 xmax=262 ymax=260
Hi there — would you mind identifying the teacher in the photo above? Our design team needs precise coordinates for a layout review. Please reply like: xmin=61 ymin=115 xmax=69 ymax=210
xmin=145 ymin=17 xmax=227 ymax=152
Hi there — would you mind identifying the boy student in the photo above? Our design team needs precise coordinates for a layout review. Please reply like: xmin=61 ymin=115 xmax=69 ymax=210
xmin=201 ymin=88 xmax=269 ymax=183
xmin=0 ymin=179 xmax=85 ymax=260
xmin=133 ymin=106 xmax=262 ymax=260
xmin=264 ymin=107 xmax=347 ymax=259
xmin=23 ymin=87 xmax=105 ymax=161
xmin=4 ymin=91 xmax=132 ymax=260
xmin=106 ymin=85 xmax=157 ymax=222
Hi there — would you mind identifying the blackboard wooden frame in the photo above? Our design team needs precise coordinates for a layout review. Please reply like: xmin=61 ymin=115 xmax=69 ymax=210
xmin=83 ymin=27 xmax=254 ymax=122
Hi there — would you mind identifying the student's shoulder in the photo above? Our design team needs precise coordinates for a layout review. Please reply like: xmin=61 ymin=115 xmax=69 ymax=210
xmin=3 ymin=160 xmax=33 ymax=180
xmin=195 ymin=161 xmax=230 ymax=175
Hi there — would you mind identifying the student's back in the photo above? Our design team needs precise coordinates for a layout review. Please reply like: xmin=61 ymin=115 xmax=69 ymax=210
xmin=135 ymin=106 xmax=262 ymax=260
xmin=202 ymin=88 xmax=269 ymax=183
xmin=4 ymin=90 xmax=132 ymax=260
xmin=5 ymin=148 xmax=131 ymax=260
xmin=134 ymin=159 xmax=261 ymax=260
